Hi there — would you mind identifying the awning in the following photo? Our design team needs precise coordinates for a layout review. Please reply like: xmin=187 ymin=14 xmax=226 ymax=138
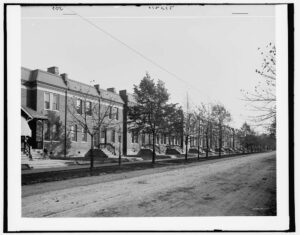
xmin=21 ymin=116 xmax=31 ymax=136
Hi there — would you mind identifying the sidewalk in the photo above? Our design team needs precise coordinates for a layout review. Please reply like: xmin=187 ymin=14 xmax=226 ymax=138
xmin=22 ymin=155 xmax=186 ymax=175
xmin=21 ymin=152 xmax=233 ymax=176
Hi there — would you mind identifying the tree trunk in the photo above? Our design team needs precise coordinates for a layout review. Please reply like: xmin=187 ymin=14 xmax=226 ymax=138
xmin=90 ymin=135 xmax=94 ymax=170
xmin=197 ymin=123 xmax=200 ymax=160
xmin=185 ymin=135 xmax=188 ymax=161
xmin=233 ymin=131 xmax=235 ymax=150
xmin=119 ymin=140 xmax=121 ymax=166
xmin=206 ymin=125 xmax=209 ymax=157
xmin=152 ymin=131 xmax=156 ymax=164
xmin=219 ymin=124 xmax=222 ymax=157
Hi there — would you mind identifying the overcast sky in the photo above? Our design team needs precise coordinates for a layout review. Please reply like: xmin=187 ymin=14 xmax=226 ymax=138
xmin=21 ymin=5 xmax=275 ymax=132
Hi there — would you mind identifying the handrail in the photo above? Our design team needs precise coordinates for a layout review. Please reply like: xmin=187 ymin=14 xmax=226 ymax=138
xmin=99 ymin=143 xmax=116 ymax=155
xmin=166 ymin=145 xmax=183 ymax=153
xmin=141 ymin=144 xmax=161 ymax=153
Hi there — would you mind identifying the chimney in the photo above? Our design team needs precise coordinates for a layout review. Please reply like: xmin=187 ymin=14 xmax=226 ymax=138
xmin=107 ymin=87 xmax=116 ymax=93
xmin=60 ymin=73 xmax=68 ymax=85
xmin=119 ymin=90 xmax=127 ymax=103
xmin=94 ymin=84 xmax=100 ymax=95
xmin=47 ymin=66 xmax=59 ymax=75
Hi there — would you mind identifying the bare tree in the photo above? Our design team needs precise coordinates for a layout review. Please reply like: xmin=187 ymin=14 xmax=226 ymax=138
xmin=67 ymin=86 xmax=118 ymax=170
xmin=242 ymin=43 xmax=276 ymax=125
xmin=212 ymin=104 xmax=232 ymax=157
xmin=192 ymin=110 xmax=203 ymax=160
xmin=196 ymin=103 xmax=214 ymax=157
xmin=43 ymin=111 xmax=72 ymax=158
xmin=183 ymin=111 xmax=193 ymax=161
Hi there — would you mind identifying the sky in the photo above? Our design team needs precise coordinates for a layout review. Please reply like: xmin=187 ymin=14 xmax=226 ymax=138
xmin=21 ymin=5 xmax=275 ymax=132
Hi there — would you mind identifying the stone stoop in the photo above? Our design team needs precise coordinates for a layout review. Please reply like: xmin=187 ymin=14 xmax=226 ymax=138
xmin=31 ymin=149 xmax=46 ymax=159
xmin=21 ymin=152 xmax=30 ymax=162
xmin=166 ymin=147 xmax=183 ymax=155
xmin=84 ymin=148 xmax=109 ymax=159
xmin=101 ymin=148 xmax=116 ymax=158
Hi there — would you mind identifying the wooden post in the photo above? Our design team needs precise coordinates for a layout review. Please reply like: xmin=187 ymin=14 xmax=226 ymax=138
xmin=152 ymin=131 xmax=156 ymax=164
xmin=90 ymin=135 xmax=94 ymax=170
xmin=185 ymin=135 xmax=188 ymax=161
xmin=64 ymin=89 xmax=67 ymax=158
xmin=197 ymin=119 xmax=200 ymax=160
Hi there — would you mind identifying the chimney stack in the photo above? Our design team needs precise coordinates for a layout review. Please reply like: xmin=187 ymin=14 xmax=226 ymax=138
xmin=119 ymin=90 xmax=128 ymax=102
xmin=94 ymin=84 xmax=100 ymax=95
xmin=60 ymin=73 xmax=68 ymax=85
xmin=47 ymin=66 xmax=59 ymax=75
xmin=107 ymin=87 xmax=116 ymax=93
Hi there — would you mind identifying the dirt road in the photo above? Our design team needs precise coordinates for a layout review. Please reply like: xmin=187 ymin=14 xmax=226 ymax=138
xmin=22 ymin=152 xmax=276 ymax=217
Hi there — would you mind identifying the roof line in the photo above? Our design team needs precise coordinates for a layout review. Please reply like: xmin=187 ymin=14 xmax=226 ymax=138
xmin=21 ymin=106 xmax=33 ymax=119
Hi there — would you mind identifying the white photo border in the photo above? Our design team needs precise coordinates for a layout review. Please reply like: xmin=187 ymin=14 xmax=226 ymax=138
xmin=4 ymin=1 xmax=293 ymax=232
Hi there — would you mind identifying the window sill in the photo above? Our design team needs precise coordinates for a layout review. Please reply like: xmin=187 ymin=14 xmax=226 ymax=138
xmin=44 ymin=109 xmax=60 ymax=112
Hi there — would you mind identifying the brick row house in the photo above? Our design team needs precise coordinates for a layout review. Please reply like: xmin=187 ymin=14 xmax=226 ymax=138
xmin=21 ymin=66 xmax=125 ymax=158
xmin=21 ymin=66 xmax=240 ymax=158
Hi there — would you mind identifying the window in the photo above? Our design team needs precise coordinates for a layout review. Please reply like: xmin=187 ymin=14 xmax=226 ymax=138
xmin=192 ymin=137 xmax=195 ymax=146
xmin=52 ymin=123 xmax=59 ymax=140
xmin=108 ymin=106 xmax=112 ymax=119
xmin=44 ymin=121 xmax=50 ymax=141
xmin=101 ymin=130 xmax=106 ymax=139
xmin=131 ymin=131 xmax=138 ymax=143
xmin=44 ymin=92 xmax=60 ymax=111
xmin=71 ymin=125 xmax=77 ymax=141
xmin=86 ymin=101 xmax=92 ymax=116
xmin=115 ymin=107 xmax=119 ymax=120
xmin=94 ymin=128 xmax=99 ymax=146
xmin=156 ymin=135 xmax=160 ymax=144
xmin=163 ymin=135 xmax=167 ymax=144
xmin=44 ymin=92 xmax=50 ymax=110
xmin=76 ymin=99 xmax=82 ymax=114
xmin=111 ymin=129 xmax=115 ymax=143
xmin=53 ymin=94 xmax=59 ymax=111
xmin=82 ymin=127 xmax=87 ymax=142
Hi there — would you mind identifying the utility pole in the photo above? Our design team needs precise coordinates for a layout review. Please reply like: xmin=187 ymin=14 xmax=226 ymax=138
xmin=185 ymin=92 xmax=189 ymax=162
xmin=197 ymin=118 xmax=201 ymax=160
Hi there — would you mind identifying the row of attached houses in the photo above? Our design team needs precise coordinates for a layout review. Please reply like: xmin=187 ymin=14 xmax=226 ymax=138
xmin=21 ymin=66 xmax=240 ymax=158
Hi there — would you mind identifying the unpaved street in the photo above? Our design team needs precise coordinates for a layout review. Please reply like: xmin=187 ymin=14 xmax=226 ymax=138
xmin=22 ymin=152 xmax=276 ymax=217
